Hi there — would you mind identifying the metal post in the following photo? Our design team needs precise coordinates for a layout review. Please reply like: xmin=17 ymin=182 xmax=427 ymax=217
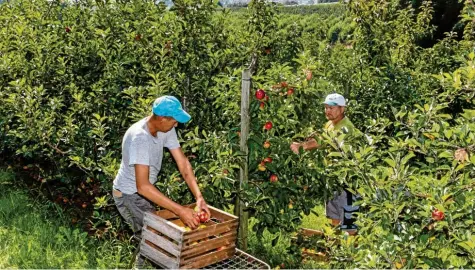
xmin=235 ymin=68 xmax=250 ymax=251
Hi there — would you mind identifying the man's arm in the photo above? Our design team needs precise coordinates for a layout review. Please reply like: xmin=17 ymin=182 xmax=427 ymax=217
xmin=135 ymin=164 xmax=199 ymax=229
xmin=170 ymin=147 xmax=211 ymax=217
xmin=291 ymin=138 xmax=320 ymax=154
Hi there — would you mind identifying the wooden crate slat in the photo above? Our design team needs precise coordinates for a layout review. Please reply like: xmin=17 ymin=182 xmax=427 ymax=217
xmin=302 ymin=250 xmax=328 ymax=262
xmin=181 ymin=231 xmax=237 ymax=258
xmin=184 ymin=219 xmax=238 ymax=241
xmin=140 ymin=241 xmax=179 ymax=269
xmin=171 ymin=219 xmax=186 ymax=228
xmin=208 ymin=205 xmax=238 ymax=222
xmin=155 ymin=203 xmax=197 ymax=220
xmin=155 ymin=209 xmax=178 ymax=220
xmin=143 ymin=212 xmax=184 ymax=242
xmin=156 ymin=204 xmax=237 ymax=221
xmin=299 ymin=228 xmax=325 ymax=237
xmin=142 ymin=228 xmax=182 ymax=257
xmin=181 ymin=245 xmax=236 ymax=269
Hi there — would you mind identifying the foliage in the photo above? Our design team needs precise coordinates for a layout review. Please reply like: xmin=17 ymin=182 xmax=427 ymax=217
xmin=1 ymin=0 xmax=475 ymax=268
xmin=275 ymin=3 xmax=345 ymax=16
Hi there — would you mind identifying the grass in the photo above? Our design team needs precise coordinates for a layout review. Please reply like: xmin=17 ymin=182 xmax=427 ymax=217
xmin=0 ymin=170 xmax=134 ymax=269
xmin=300 ymin=205 xmax=328 ymax=231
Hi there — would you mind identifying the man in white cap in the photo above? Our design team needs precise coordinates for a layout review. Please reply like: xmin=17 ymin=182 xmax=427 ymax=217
xmin=113 ymin=95 xmax=210 ymax=267
xmin=290 ymin=93 xmax=359 ymax=232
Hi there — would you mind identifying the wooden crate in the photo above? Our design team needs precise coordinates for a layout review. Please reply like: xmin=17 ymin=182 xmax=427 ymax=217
xmin=292 ymin=228 xmax=357 ymax=262
xmin=140 ymin=203 xmax=239 ymax=269
xmin=292 ymin=228 xmax=328 ymax=262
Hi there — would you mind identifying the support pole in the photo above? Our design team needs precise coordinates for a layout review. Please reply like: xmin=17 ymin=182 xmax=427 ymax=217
xmin=235 ymin=68 xmax=251 ymax=251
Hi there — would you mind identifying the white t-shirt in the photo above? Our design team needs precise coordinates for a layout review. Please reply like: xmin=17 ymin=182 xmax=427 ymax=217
xmin=113 ymin=117 xmax=180 ymax=194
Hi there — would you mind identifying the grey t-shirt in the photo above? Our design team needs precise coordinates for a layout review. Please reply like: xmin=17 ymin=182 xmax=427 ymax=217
xmin=113 ymin=117 xmax=180 ymax=194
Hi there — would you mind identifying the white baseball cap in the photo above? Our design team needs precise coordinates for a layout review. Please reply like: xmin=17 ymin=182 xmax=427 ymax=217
xmin=323 ymin=93 xmax=346 ymax=106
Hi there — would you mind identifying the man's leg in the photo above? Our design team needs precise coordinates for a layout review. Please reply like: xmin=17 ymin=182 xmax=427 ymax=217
xmin=325 ymin=191 xmax=346 ymax=226
xmin=113 ymin=190 xmax=155 ymax=268
xmin=341 ymin=189 xmax=359 ymax=235
xmin=326 ymin=190 xmax=359 ymax=234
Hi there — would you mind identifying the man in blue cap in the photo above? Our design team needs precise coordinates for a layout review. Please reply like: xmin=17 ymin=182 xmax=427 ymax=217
xmin=290 ymin=93 xmax=359 ymax=233
xmin=112 ymin=96 xmax=210 ymax=265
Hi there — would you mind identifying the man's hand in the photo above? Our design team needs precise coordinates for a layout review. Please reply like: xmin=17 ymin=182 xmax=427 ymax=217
xmin=291 ymin=139 xmax=319 ymax=154
xmin=290 ymin=142 xmax=302 ymax=154
xmin=177 ymin=206 xmax=200 ymax=229
xmin=195 ymin=197 xmax=211 ymax=218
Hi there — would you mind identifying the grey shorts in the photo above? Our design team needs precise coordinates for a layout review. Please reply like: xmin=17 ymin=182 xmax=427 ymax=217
xmin=325 ymin=190 xmax=359 ymax=222
xmin=112 ymin=189 xmax=155 ymax=233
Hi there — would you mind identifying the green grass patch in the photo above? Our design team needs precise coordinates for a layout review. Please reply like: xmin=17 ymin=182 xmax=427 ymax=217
xmin=0 ymin=170 xmax=134 ymax=268
xmin=300 ymin=205 xmax=328 ymax=231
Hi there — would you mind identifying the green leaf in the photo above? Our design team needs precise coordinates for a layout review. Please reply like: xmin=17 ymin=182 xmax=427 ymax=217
xmin=384 ymin=158 xmax=396 ymax=168
xmin=443 ymin=129 xmax=453 ymax=139
xmin=328 ymin=152 xmax=342 ymax=158
xmin=419 ymin=234 xmax=429 ymax=244
xmin=424 ymin=104 xmax=430 ymax=112
xmin=438 ymin=151 xmax=452 ymax=158
xmin=401 ymin=152 xmax=415 ymax=165
xmin=448 ymin=254 xmax=467 ymax=267
xmin=470 ymin=155 xmax=475 ymax=164
xmin=455 ymin=163 xmax=465 ymax=171
xmin=457 ymin=241 xmax=474 ymax=251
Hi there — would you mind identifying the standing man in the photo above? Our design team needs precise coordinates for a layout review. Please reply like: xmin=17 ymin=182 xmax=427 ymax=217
xmin=113 ymin=95 xmax=210 ymax=236
xmin=290 ymin=93 xmax=359 ymax=231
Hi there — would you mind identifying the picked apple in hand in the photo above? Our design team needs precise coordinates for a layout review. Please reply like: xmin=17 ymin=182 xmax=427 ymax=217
xmin=194 ymin=206 xmax=210 ymax=223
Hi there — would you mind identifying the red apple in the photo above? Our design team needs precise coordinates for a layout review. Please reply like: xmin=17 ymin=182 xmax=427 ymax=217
xmin=270 ymin=174 xmax=278 ymax=183
xmin=264 ymin=121 xmax=273 ymax=130
xmin=82 ymin=203 xmax=87 ymax=209
xmin=281 ymin=81 xmax=288 ymax=88
xmin=65 ymin=27 xmax=71 ymax=33
xmin=135 ymin=34 xmax=141 ymax=41
xmin=199 ymin=211 xmax=209 ymax=223
xmin=287 ymin=88 xmax=294 ymax=96
xmin=305 ymin=69 xmax=312 ymax=81
xmin=263 ymin=157 xmax=272 ymax=163
xmin=432 ymin=209 xmax=445 ymax=221
xmin=255 ymin=89 xmax=266 ymax=100
xmin=259 ymin=102 xmax=265 ymax=110
xmin=263 ymin=141 xmax=271 ymax=149
xmin=258 ymin=162 xmax=266 ymax=171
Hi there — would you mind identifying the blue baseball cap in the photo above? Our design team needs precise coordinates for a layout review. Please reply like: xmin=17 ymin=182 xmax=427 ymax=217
xmin=152 ymin=96 xmax=191 ymax=123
